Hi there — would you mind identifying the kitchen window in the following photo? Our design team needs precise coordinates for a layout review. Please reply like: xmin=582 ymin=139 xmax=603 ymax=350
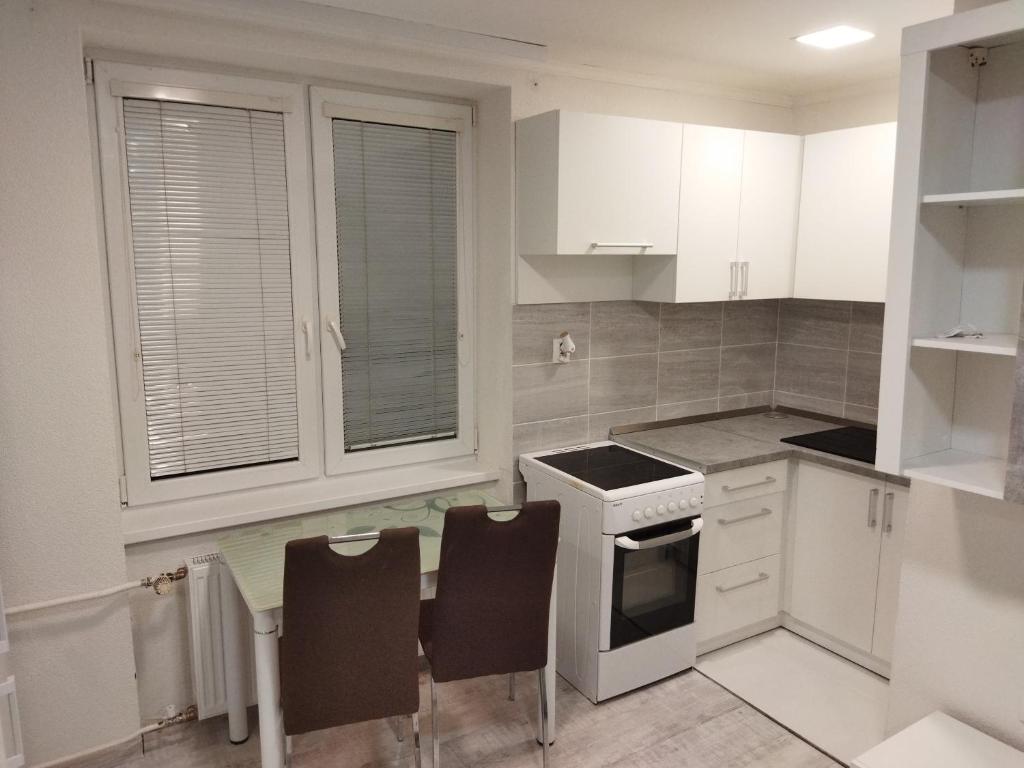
xmin=96 ymin=64 xmax=476 ymax=511
xmin=310 ymin=88 xmax=476 ymax=476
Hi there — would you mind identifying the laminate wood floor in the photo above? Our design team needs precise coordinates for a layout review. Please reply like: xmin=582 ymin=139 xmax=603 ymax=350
xmin=121 ymin=670 xmax=839 ymax=767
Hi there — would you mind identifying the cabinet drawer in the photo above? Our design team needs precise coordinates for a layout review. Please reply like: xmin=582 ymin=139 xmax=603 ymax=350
xmin=698 ymin=492 xmax=784 ymax=575
xmin=704 ymin=460 xmax=788 ymax=507
xmin=696 ymin=555 xmax=781 ymax=644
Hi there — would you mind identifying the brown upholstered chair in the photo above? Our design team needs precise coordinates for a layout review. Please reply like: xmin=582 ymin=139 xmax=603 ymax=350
xmin=419 ymin=501 xmax=560 ymax=767
xmin=279 ymin=528 xmax=423 ymax=767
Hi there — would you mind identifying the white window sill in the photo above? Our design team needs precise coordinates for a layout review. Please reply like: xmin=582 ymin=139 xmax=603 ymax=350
xmin=121 ymin=457 xmax=500 ymax=544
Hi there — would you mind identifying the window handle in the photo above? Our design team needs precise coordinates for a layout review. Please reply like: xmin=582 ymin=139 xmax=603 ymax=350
xmin=327 ymin=318 xmax=347 ymax=352
xmin=301 ymin=319 xmax=313 ymax=359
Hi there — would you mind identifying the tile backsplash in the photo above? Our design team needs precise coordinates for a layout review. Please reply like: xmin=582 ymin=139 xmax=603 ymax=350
xmin=511 ymin=298 xmax=884 ymax=489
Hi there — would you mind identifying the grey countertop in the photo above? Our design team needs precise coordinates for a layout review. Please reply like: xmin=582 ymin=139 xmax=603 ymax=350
xmin=613 ymin=410 xmax=909 ymax=486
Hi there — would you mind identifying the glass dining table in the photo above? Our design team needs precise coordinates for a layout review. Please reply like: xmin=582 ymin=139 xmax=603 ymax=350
xmin=216 ymin=489 xmax=557 ymax=768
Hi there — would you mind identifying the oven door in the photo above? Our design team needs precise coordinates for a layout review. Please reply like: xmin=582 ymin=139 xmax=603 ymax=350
xmin=600 ymin=516 xmax=702 ymax=651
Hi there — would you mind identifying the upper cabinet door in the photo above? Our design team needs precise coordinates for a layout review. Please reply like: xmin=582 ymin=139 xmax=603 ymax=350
xmin=738 ymin=131 xmax=802 ymax=300
xmin=794 ymin=123 xmax=897 ymax=303
xmin=675 ymin=124 xmax=744 ymax=302
xmin=516 ymin=111 xmax=682 ymax=257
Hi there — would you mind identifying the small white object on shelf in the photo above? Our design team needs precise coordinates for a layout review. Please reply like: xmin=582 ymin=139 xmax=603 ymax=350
xmin=912 ymin=333 xmax=1018 ymax=357
xmin=902 ymin=450 xmax=1006 ymax=499
xmin=852 ymin=711 xmax=1024 ymax=768
xmin=921 ymin=188 xmax=1024 ymax=206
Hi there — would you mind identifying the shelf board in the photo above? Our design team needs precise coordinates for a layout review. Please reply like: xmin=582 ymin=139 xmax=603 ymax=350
xmin=911 ymin=333 xmax=1018 ymax=356
xmin=921 ymin=189 xmax=1024 ymax=206
xmin=903 ymin=450 xmax=1006 ymax=499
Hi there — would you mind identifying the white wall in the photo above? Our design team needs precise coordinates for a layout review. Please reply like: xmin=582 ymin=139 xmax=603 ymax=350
xmin=0 ymin=2 xmax=141 ymax=762
xmin=0 ymin=0 xmax=902 ymax=761
xmin=887 ymin=482 xmax=1024 ymax=748
xmin=794 ymin=79 xmax=900 ymax=135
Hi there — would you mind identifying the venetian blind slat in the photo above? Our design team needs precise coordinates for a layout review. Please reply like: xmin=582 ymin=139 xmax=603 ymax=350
xmin=122 ymin=98 xmax=299 ymax=479
xmin=332 ymin=119 xmax=459 ymax=451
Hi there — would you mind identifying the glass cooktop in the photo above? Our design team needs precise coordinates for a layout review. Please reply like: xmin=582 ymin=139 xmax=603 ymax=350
xmin=535 ymin=444 xmax=692 ymax=491
xmin=781 ymin=426 xmax=877 ymax=464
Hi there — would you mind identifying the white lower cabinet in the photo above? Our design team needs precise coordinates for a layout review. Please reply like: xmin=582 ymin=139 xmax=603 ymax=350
xmin=698 ymin=492 xmax=785 ymax=575
xmin=787 ymin=462 xmax=907 ymax=665
xmin=697 ymin=555 xmax=781 ymax=646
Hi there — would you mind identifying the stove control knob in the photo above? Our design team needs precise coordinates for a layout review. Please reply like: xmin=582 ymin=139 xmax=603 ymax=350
xmin=689 ymin=497 xmax=700 ymax=508
xmin=644 ymin=506 xmax=654 ymax=519
xmin=632 ymin=509 xmax=643 ymax=522
xmin=667 ymin=501 xmax=679 ymax=513
xmin=657 ymin=504 xmax=666 ymax=516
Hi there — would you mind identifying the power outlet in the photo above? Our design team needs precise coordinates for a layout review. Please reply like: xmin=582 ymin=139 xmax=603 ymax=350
xmin=163 ymin=704 xmax=177 ymax=720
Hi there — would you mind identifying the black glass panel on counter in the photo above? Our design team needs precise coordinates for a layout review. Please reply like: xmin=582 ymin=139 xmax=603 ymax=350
xmin=535 ymin=444 xmax=691 ymax=491
xmin=781 ymin=426 xmax=877 ymax=464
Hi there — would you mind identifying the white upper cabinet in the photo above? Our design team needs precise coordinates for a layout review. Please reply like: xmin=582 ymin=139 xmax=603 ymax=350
xmin=516 ymin=110 xmax=682 ymax=257
xmin=794 ymin=123 xmax=897 ymax=303
xmin=739 ymin=131 xmax=803 ymax=300
xmin=673 ymin=124 xmax=744 ymax=302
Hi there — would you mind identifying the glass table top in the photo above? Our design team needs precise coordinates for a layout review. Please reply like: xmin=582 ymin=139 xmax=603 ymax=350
xmin=218 ymin=489 xmax=502 ymax=613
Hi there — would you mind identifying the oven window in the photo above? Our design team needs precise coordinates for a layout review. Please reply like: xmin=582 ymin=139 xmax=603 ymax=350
xmin=610 ymin=517 xmax=699 ymax=649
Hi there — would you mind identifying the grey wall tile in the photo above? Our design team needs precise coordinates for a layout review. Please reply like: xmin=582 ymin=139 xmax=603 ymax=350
xmin=512 ymin=415 xmax=589 ymax=479
xmin=513 ymin=361 xmax=589 ymax=424
xmin=773 ymin=390 xmax=845 ymax=417
xmin=657 ymin=399 xmax=718 ymax=420
xmin=779 ymin=299 xmax=852 ymax=349
xmin=850 ymin=303 xmax=885 ymax=353
xmin=846 ymin=351 xmax=881 ymax=407
xmin=588 ymin=407 xmax=658 ymax=440
xmin=720 ymin=343 xmax=776 ymax=396
xmin=775 ymin=343 xmax=847 ymax=401
xmin=844 ymin=404 xmax=878 ymax=424
xmin=658 ymin=348 xmax=720 ymax=404
xmin=718 ymin=391 xmax=772 ymax=411
xmin=660 ymin=302 xmax=722 ymax=351
xmin=590 ymin=354 xmax=658 ymax=412
xmin=513 ymin=303 xmax=591 ymax=364
xmin=723 ymin=300 xmax=779 ymax=346
xmin=591 ymin=301 xmax=660 ymax=357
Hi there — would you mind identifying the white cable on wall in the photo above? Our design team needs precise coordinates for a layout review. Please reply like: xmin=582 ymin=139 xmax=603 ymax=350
xmin=4 ymin=582 xmax=142 ymax=617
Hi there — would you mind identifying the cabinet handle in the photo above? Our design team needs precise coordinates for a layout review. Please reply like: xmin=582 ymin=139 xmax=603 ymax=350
xmin=721 ymin=475 xmax=776 ymax=493
xmin=740 ymin=261 xmax=749 ymax=298
xmin=716 ymin=572 xmax=770 ymax=594
xmin=590 ymin=242 xmax=654 ymax=249
xmin=729 ymin=262 xmax=737 ymax=299
xmin=867 ymin=488 xmax=879 ymax=528
xmin=882 ymin=491 xmax=894 ymax=534
xmin=718 ymin=508 xmax=773 ymax=526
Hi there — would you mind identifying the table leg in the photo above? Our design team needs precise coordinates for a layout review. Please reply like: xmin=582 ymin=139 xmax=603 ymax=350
xmin=219 ymin=568 xmax=250 ymax=744
xmin=537 ymin=567 xmax=556 ymax=745
xmin=253 ymin=609 xmax=286 ymax=768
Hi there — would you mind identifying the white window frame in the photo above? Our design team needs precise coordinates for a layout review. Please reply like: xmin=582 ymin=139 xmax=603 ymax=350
xmin=95 ymin=62 xmax=322 ymax=506
xmin=310 ymin=86 xmax=477 ymax=476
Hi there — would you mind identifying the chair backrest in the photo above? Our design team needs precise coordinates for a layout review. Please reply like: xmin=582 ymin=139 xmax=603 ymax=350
xmin=279 ymin=527 xmax=420 ymax=735
xmin=428 ymin=501 xmax=560 ymax=682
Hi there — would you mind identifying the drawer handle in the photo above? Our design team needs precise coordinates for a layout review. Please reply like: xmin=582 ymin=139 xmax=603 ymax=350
xmin=721 ymin=475 xmax=776 ymax=493
xmin=718 ymin=508 xmax=773 ymax=526
xmin=716 ymin=572 xmax=770 ymax=594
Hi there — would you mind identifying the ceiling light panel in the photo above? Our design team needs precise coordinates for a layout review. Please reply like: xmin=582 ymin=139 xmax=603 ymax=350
xmin=796 ymin=25 xmax=875 ymax=50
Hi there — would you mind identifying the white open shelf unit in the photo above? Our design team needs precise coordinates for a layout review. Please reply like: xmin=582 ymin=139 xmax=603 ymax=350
xmin=878 ymin=2 xmax=1024 ymax=501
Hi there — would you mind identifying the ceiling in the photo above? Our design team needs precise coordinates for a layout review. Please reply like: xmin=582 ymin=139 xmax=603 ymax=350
xmin=303 ymin=0 xmax=954 ymax=97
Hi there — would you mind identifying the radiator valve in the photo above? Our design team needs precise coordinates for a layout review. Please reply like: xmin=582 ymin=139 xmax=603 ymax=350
xmin=141 ymin=566 xmax=188 ymax=596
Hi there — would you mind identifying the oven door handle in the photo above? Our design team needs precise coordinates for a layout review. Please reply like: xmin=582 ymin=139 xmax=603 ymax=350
xmin=614 ymin=518 xmax=703 ymax=551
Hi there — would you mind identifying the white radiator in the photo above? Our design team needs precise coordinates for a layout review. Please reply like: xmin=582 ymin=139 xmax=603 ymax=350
xmin=0 ymin=577 xmax=24 ymax=768
xmin=186 ymin=554 xmax=254 ymax=721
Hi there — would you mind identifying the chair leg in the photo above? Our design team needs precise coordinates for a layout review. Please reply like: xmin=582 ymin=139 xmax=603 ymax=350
xmin=430 ymin=676 xmax=440 ymax=768
xmin=411 ymin=713 xmax=422 ymax=768
xmin=508 ymin=672 xmax=516 ymax=701
xmin=537 ymin=669 xmax=550 ymax=768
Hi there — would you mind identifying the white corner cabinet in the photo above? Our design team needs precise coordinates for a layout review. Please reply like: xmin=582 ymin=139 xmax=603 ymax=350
xmin=794 ymin=123 xmax=897 ymax=303
xmin=877 ymin=3 xmax=1024 ymax=502
xmin=786 ymin=463 xmax=907 ymax=669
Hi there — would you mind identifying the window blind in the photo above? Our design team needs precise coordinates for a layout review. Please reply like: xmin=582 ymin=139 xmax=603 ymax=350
xmin=122 ymin=98 xmax=299 ymax=479
xmin=332 ymin=119 xmax=459 ymax=451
